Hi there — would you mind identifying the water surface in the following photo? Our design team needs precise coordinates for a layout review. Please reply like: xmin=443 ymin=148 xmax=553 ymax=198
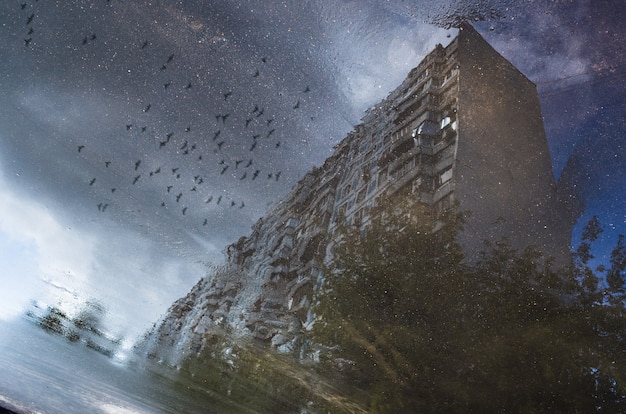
xmin=0 ymin=319 xmax=240 ymax=414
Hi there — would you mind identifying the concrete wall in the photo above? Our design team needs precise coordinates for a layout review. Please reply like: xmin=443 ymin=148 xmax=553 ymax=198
xmin=454 ymin=23 xmax=571 ymax=264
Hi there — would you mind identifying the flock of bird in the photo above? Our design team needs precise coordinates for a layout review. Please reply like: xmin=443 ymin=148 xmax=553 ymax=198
xmin=16 ymin=0 xmax=313 ymax=228
xmin=20 ymin=1 xmax=37 ymax=47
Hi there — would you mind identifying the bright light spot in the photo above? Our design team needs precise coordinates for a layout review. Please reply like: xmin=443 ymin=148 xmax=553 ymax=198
xmin=98 ymin=403 xmax=150 ymax=414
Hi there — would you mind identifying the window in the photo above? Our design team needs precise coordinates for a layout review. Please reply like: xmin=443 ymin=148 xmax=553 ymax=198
xmin=440 ymin=168 xmax=453 ymax=184
xmin=440 ymin=116 xmax=451 ymax=129
xmin=417 ymin=120 xmax=438 ymax=136
xmin=357 ymin=188 xmax=367 ymax=204
xmin=378 ymin=168 xmax=388 ymax=187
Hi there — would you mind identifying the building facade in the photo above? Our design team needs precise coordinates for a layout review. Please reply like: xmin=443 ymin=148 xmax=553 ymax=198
xmin=328 ymin=23 xmax=570 ymax=262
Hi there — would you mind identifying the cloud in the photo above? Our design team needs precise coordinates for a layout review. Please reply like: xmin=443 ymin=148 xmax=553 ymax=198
xmin=0 ymin=173 xmax=95 ymax=320
xmin=0 ymin=168 xmax=206 ymax=340
xmin=318 ymin=4 xmax=454 ymax=113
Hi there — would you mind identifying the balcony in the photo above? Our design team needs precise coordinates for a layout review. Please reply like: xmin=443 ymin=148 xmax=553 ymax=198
xmin=395 ymin=94 xmax=440 ymax=126
xmin=420 ymin=179 xmax=455 ymax=205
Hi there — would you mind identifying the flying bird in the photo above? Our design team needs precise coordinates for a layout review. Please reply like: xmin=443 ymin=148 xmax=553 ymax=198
xmin=220 ymin=165 xmax=229 ymax=175
xmin=167 ymin=185 xmax=173 ymax=193
xmin=89 ymin=178 xmax=96 ymax=186
xmin=303 ymin=86 xmax=311 ymax=93
xmin=213 ymin=130 xmax=221 ymax=140
xmin=203 ymin=219 xmax=208 ymax=226
xmin=253 ymin=69 xmax=259 ymax=77
xmin=21 ymin=3 xmax=27 ymax=10
xmin=216 ymin=195 xmax=222 ymax=205
xmin=223 ymin=91 xmax=232 ymax=101
xmin=239 ymin=172 xmax=247 ymax=180
xmin=176 ymin=193 xmax=182 ymax=202
xmin=166 ymin=54 xmax=174 ymax=63
xmin=185 ymin=83 xmax=192 ymax=89
xmin=239 ymin=201 xmax=245 ymax=209
xmin=293 ymin=100 xmax=300 ymax=109
xmin=182 ymin=207 xmax=187 ymax=215
xmin=144 ymin=104 xmax=151 ymax=112
xmin=141 ymin=126 xmax=147 ymax=132
xmin=245 ymin=159 xmax=253 ymax=168
xmin=234 ymin=160 xmax=243 ymax=169
xmin=252 ymin=170 xmax=260 ymax=180
xmin=77 ymin=145 xmax=85 ymax=153
xmin=205 ymin=196 xmax=213 ymax=204
xmin=141 ymin=40 xmax=149 ymax=49
xmin=133 ymin=175 xmax=141 ymax=184
xmin=105 ymin=161 xmax=111 ymax=167
xmin=172 ymin=167 xmax=179 ymax=174
xmin=164 ymin=81 xmax=171 ymax=89
xmin=126 ymin=124 xmax=132 ymax=131
xmin=134 ymin=160 xmax=141 ymax=170
xmin=24 ymin=38 xmax=32 ymax=47
xmin=26 ymin=14 xmax=34 ymax=25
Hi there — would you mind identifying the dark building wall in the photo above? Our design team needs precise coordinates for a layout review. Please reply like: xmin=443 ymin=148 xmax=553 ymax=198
xmin=454 ymin=24 xmax=571 ymax=263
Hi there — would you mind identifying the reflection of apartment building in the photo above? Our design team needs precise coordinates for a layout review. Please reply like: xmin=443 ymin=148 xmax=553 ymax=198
xmin=327 ymin=22 xmax=570 ymax=262
xmin=144 ymin=24 xmax=573 ymax=359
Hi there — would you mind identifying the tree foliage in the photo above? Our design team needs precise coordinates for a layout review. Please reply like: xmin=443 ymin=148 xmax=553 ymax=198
xmin=311 ymin=201 xmax=626 ymax=413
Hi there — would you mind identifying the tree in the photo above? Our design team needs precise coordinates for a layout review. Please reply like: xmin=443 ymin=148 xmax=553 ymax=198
xmin=313 ymin=196 xmax=471 ymax=412
xmin=574 ymin=215 xmax=603 ymax=303
xmin=607 ymin=234 xmax=626 ymax=296
xmin=310 ymin=197 xmax=626 ymax=413
xmin=72 ymin=299 xmax=106 ymax=336
xmin=39 ymin=306 xmax=68 ymax=335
